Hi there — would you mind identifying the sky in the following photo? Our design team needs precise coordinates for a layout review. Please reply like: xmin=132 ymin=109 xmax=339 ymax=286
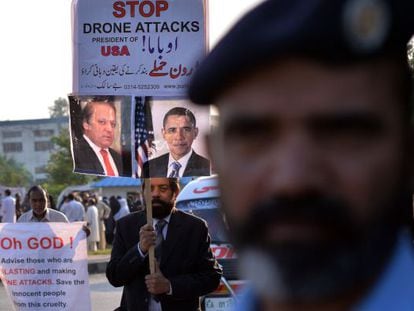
xmin=0 ymin=0 xmax=263 ymax=121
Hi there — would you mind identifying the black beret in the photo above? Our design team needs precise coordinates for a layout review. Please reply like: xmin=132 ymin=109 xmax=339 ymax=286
xmin=189 ymin=0 xmax=414 ymax=105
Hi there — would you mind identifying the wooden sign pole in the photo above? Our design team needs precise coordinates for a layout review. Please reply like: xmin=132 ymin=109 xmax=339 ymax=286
xmin=144 ymin=178 xmax=156 ymax=274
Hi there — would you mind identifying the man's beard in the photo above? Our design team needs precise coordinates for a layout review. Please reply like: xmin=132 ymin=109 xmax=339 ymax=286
xmin=226 ymin=189 xmax=411 ymax=303
xmin=152 ymin=198 xmax=174 ymax=219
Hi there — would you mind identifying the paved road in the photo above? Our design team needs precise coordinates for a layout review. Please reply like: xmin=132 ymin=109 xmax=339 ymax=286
xmin=0 ymin=273 xmax=122 ymax=311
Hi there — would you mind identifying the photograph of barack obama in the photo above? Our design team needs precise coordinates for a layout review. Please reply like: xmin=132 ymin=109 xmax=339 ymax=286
xmin=141 ymin=105 xmax=211 ymax=178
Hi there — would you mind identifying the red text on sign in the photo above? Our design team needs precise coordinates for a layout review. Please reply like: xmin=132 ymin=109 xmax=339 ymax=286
xmin=113 ymin=1 xmax=169 ymax=18
xmin=193 ymin=186 xmax=219 ymax=194
xmin=0 ymin=237 xmax=22 ymax=250
xmin=27 ymin=237 xmax=64 ymax=250
xmin=101 ymin=45 xmax=130 ymax=56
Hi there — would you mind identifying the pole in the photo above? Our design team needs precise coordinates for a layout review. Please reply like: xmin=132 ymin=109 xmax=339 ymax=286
xmin=144 ymin=178 xmax=156 ymax=274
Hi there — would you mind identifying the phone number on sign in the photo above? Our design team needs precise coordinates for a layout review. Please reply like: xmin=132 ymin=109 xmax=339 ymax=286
xmin=123 ymin=84 xmax=160 ymax=90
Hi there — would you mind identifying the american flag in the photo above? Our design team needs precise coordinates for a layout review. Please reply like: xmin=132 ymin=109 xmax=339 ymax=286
xmin=134 ymin=97 xmax=154 ymax=177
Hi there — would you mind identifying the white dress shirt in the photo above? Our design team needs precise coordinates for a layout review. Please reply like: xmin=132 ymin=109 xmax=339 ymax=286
xmin=167 ymin=150 xmax=193 ymax=177
xmin=61 ymin=199 xmax=85 ymax=222
xmin=18 ymin=208 xmax=69 ymax=223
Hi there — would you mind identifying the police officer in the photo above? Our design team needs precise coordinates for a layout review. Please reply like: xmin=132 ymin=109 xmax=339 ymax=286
xmin=189 ymin=0 xmax=414 ymax=310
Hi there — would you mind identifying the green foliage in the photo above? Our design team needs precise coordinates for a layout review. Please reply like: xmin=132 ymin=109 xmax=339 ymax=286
xmin=0 ymin=154 xmax=33 ymax=187
xmin=44 ymin=128 xmax=98 ymax=198
xmin=408 ymin=37 xmax=414 ymax=70
xmin=48 ymin=97 xmax=69 ymax=118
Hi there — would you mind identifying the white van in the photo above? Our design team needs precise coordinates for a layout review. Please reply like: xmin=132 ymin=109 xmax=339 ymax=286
xmin=176 ymin=175 xmax=245 ymax=311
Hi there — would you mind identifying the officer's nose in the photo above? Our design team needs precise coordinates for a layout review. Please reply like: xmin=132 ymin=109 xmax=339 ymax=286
xmin=264 ymin=132 xmax=326 ymax=197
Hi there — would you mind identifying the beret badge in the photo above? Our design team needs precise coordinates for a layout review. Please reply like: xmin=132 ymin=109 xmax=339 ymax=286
xmin=343 ymin=0 xmax=390 ymax=53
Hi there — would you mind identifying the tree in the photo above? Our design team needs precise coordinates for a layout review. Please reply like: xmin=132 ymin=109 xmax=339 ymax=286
xmin=0 ymin=154 xmax=33 ymax=187
xmin=48 ymin=97 xmax=69 ymax=118
xmin=408 ymin=36 xmax=414 ymax=70
xmin=44 ymin=128 xmax=98 ymax=199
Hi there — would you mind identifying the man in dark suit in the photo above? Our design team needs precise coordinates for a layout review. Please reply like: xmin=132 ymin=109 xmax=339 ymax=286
xmin=72 ymin=97 xmax=129 ymax=176
xmin=106 ymin=178 xmax=222 ymax=310
xmin=142 ymin=107 xmax=210 ymax=178
xmin=73 ymin=134 xmax=123 ymax=175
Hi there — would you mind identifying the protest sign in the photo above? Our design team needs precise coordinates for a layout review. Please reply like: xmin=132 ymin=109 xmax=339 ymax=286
xmin=71 ymin=0 xmax=210 ymax=273
xmin=0 ymin=223 xmax=90 ymax=311
xmin=72 ymin=0 xmax=207 ymax=96
xmin=70 ymin=0 xmax=211 ymax=180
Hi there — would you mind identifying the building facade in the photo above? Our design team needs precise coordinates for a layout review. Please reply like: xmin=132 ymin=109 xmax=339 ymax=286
xmin=0 ymin=117 xmax=69 ymax=183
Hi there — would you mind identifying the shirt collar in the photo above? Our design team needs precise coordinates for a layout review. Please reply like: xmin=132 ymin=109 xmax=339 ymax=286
xmin=153 ymin=213 xmax=172 ymax=226
xmin=30 ymin=208 xmax=50 ymax=222
xmin=83 ymin=134 xmax=108 ymax=153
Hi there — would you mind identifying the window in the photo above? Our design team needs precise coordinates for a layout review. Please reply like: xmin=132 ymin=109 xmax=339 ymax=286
xmin=35 ymin=166 xmax=47 ymax=174
xmin=34 ymin=141 xmax=54 ymax=151
xmin=3 ymin=142 xmax=23 ymax=153
xmin=33 ymin=129 xmax=54 ymax=137
xmin=2 ymin=131 xmax=22 ymax=138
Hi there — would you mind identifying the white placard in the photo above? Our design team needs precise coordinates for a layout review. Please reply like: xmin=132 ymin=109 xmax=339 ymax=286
xmin=0 ymin=223 xmax=91 ymax=311
xmin=72 ymin=0 xmax=207 ymax=96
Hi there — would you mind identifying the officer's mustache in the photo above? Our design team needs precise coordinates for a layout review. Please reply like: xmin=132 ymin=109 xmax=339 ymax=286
xmin=230 ymin=194 xmax=359 ymax=249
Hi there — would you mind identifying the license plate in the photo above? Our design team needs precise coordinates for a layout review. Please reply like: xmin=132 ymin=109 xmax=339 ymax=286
xmin=204 ymin=296 xmax=235 ymax=311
